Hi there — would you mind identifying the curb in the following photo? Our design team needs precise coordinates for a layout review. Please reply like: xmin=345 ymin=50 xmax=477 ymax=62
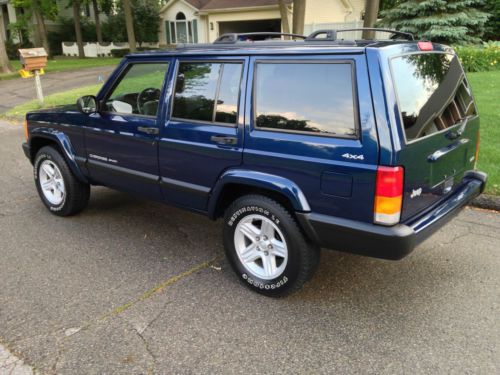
xmin=469 ymin=194 xmax=500 ymax=211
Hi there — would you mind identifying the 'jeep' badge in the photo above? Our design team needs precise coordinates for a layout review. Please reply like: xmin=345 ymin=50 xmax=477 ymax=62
xmin=410 ymin=188 xmax=422 ymax=198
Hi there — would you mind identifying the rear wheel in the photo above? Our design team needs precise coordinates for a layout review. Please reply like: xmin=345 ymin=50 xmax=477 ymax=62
xmin=34 ymin=146 xmax=90 ymax=216
xmin=223 ymin=194 xmax=319 ymax=297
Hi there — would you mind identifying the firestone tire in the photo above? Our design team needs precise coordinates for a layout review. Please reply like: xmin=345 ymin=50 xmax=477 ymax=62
xmin=34 ymin=146 xmax=90 ymax=216
xmin=223 ymin=194 xmax=320 ymax=297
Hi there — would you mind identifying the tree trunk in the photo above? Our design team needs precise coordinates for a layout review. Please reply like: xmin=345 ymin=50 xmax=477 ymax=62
xmin=33 ymin=4 xmax=50 ymax=56
xmin=92 ymin=0 xmax=103 ymax=44
xmin=123 ymin=0 xmax=136 ymax=52
xmin=292 ymin=0 xmax=306 ymax=36
xmin=0 ymin=7 xmax=14 ymax=74
xmin=73 ymin=0 xmax=85 ymax=58
xmin=279 ymin=0 xmax=291 ymax=39
xmin=362 ymin=0 xmax=380 ymax=39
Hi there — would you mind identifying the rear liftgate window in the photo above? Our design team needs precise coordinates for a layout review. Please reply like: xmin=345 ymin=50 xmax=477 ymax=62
xmin=391 ymin=53 xmax=476 ymax=142
xmin=254 ymin=62 xmax=358 ymax=137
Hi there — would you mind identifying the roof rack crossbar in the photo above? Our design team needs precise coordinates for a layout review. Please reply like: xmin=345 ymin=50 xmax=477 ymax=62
xmin=305 ymin=28 xmax=414 ymax=41
xmin=214 ymin=32 xmax=306 ymax=44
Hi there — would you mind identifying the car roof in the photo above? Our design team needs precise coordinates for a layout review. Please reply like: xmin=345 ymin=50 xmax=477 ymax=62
xmin=127 ymin=40 xmax=422 ymax=58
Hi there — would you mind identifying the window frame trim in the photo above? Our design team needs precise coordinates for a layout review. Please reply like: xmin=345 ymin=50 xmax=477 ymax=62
xmin=100 ymin=61 xmax=171 ymax=119
xmin=388 ymin=51 xmax=478 ymax=145
xmin=170 ymin=59 xmax=245 ymax=128
xmin=252 ymin=59 xmax=360 ymax=140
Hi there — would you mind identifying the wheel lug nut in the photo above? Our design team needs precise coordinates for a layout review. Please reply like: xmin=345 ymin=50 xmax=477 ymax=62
xmin=268 ymin=244 xmax=273 ymax=250
xmin=264 ymin=251 xmax=269 ymax=256
xmin=263 ymin=235 xmax=268 ymax=240
xmin=256 ymin=236 xmax=260 ymax=241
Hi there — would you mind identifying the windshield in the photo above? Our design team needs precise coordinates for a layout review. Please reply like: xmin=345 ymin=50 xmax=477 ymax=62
xmin=391 ymin=53 xmax=476 ymax=142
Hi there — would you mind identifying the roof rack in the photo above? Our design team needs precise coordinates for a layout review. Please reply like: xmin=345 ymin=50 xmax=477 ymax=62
xmin=214 ymin=32 xmax=306 ymax=44
xmin=305 ymin=28 xmax=414 ymax=41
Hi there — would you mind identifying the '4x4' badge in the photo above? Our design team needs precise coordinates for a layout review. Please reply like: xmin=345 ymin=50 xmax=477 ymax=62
xmin=341 ymin=153 xmax=364 ymax=161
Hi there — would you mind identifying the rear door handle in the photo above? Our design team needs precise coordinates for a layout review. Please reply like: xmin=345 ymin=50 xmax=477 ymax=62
xmin=138 ymin=126 xmax=159 ymax=135
xmin=210 ymin=135 xmax=237 ymax=145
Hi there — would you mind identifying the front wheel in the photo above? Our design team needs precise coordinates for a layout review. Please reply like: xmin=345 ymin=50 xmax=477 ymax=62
xmin=223 ymin=195 xmax=320 ymax=297
xmin=34 ymin=146 xmax=90 ymax=216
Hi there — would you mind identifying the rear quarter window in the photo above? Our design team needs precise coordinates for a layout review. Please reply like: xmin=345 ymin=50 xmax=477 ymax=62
xmin=254 ymin=61 xmax=358 ymax=138
xmin=391 ymin=53 xmax=476 ymax=142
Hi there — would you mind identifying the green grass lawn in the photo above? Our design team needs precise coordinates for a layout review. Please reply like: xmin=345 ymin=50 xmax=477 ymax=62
xmin=0 ymin=57 xmax=121 ymax=80
xmin=3 ymin=69 xmax=499 ymax=194
xmin=3 ymin=84 xmax=103 ymax=118
xmin=467 ymin=70 xmax=500 ymax=195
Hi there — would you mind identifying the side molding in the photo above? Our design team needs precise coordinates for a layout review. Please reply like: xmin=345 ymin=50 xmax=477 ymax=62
xmin=29 ymin=128 xmax=88 ymax=183
xmin=208 ymin=169 xmax=311 ymax=219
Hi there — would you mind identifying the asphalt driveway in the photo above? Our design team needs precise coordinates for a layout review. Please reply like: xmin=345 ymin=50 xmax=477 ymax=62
xmin=0 ymin=120 xmax=498 ymax=374
xmin=0 ymin=67 xmax=115 ymax=114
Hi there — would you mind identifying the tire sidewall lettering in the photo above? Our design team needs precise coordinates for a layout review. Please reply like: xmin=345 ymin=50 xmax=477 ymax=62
xmin=227 ymin=205 xmax=279 ymax=227
xmin=241 ymin=273 xmax=289 ymax=290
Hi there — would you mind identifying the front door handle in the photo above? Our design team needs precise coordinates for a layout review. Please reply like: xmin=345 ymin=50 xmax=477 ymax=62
xmin=210 ymin=135 xmax=237 ymax=145
xmin=138 ymin=126 xmax=159 ymax=135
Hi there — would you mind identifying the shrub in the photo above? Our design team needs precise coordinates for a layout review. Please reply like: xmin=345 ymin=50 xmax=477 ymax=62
xmin=110 ymin=48 xmax=129 ymax=58
xmin=455 ymin=42 xmax=500 ymax=72
xmin=110 ymin=47 xmax=159 ymax=58
xmin=5 ymin=39 xmax=33 ymax=60
xmin=49 ymin=16 xmax=97 ymax=56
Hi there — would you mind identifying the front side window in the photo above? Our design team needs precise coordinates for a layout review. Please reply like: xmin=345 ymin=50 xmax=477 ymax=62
xmin=105 ymin=63 xmax=169 ymax=117
xmin=172 ymin=62 xmax=243 ymax=125
xmin=254 ymin=62 xmax=357 ymax=137
xmin=391 ymin=53 xmax=476 ymax=142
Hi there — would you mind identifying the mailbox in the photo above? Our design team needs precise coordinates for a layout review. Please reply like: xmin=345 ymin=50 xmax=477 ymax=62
xmin=18 ymin=48 xmax=48 ymax=71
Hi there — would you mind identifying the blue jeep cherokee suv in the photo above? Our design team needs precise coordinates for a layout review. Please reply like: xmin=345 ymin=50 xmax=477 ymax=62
xmin=22 ymin=30 xmax=487 ymax=296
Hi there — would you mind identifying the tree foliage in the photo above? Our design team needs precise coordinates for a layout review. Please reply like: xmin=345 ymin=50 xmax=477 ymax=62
xmin=483 ymin=0 xmax=500 ymax=40
xmin=101 ymin=0 xmax=160 ymax=45
xmin=11 ymin=0 xmax=58 ymax=20
xmin=378 ymin=0 xmax=491 ymax=44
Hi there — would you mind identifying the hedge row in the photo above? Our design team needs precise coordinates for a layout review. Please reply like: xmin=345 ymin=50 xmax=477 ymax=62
xmin=455 ymin=42 xmax=500 ymax=72
xmin=110 ymin=47 xmax=160 ymax=58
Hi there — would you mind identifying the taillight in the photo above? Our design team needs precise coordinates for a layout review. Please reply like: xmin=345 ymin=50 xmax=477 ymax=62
xmin=23 ymin=119 xmax=29 ymax=141
xmin=418 ymin=41 xmax=433 ymax=51
xmin=374 ymin=166 xmax=404 ymax=226
xmin=474 ymin=130 xmax=480 ymax=168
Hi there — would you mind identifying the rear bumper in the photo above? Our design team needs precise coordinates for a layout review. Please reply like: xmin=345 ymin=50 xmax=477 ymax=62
xmin=296 ymin=170 xmax=487 ymax=260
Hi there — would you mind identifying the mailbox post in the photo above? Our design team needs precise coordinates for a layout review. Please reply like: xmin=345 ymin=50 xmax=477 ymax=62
xmin=18 ymin=48 xmax=48 ymax=105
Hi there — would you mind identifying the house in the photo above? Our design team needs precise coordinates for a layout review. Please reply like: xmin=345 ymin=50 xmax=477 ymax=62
xmin=159 ymin=0 xmax=366 ymax=46
xmin=1 ymin=0 xmax=101 ymax=47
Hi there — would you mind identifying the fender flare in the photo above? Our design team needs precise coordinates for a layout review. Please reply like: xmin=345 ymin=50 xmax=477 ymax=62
xmin=208 ymin=169 xmax=311 ymax=219
xmin=29 ymin=128 xmax=88 ymax=184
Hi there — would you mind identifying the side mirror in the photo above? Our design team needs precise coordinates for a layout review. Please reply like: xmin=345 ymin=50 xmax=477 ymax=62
xmin=77 ymin=95 xmax=98 ymax=114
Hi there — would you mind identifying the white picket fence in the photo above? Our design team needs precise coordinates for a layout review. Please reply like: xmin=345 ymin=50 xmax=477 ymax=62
xmin=62 ymin=42 xmax=160 ymax=57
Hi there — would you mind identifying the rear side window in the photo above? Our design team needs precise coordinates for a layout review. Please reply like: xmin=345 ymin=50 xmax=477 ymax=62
xmin=254 ymin=62 xmax=357 ymax=138
xmin=172 ymin=62 xmax=243 ymax=125
xmin=391 ymin=53 xmax=476 ymax=142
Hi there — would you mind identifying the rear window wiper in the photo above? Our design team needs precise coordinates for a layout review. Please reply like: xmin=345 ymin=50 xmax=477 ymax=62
xmin=447 ymin=116 xmax=469 ymax=139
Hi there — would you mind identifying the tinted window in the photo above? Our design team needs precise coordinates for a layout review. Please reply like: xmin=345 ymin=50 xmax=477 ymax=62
xmin=391 ymin=53 xmax=475 ymax=141
xmin=215 ymin=64 xmax=242 ymax=123
xmin=106 ymin=63 xmax=168 ymax=117
xmin=254 ymin=62 xmax=357 ymax=137
xmin=172 ymin=62 xmax=242 ymax=125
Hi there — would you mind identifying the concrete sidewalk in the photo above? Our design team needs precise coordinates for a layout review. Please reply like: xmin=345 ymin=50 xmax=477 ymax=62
xmin=0 ymin=66 xmax=115 ymax=113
